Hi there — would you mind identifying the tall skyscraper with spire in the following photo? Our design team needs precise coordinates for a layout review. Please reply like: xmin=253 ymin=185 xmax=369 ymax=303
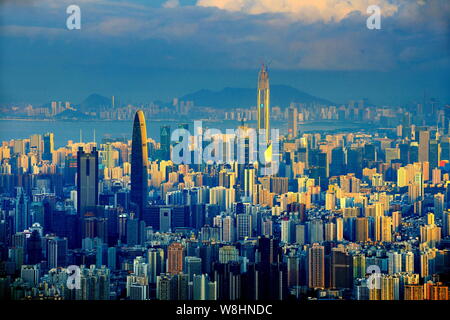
xmin=257 ymin=65 xmax=270 ymax=143
xmin=131 ymin=110 xmax=149 ymax=220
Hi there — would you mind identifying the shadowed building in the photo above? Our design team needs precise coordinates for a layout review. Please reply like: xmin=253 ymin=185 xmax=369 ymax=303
xmin=77 ymin=146 xmax=98 ymax=216
xmin=131 ymin=110 xmax=149 ymax=220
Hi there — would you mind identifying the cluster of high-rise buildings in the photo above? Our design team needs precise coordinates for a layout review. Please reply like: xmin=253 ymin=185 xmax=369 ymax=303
xmin=0 ymin=66 xmax=449 ymax=301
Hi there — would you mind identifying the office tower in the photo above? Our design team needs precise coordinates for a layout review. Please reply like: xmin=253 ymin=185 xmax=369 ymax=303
xmin=420 ymin=223 xmax=441 ymax=248
xmin=222 ymin=215 xmax=236 ymax=243
xmin=131 ymin=110 xmax=149 ymax=219
xmin=324 ymin=222 xmax=336 ymax=241
xmin=30 ymin=134 xmax=42 ymax=160
xmin=26 ymin=229 xmax=42 ymax=264
xmin=336 ymin=217 xmax=344 ymax=241
xmin=401 ymin=251 xmax=415 ymax=273
xmin=434 ymin=193 xmax=445 ymax=218
xmin=129 ymin=282 xmax=148 ymax=300
xmin=126 ymin=218 xmax=140 ymax=245
xmin=184 ymin=256 xmax=202 ymax=281
xmin=42 ymin=132 xmax=54 ymax=161
xmin=409 ymin=143 xmax=419 ymax=163
xmin=331 ymin=249 xmax=352 ymax=289
xmin=441 ymin=136 xmax=450 ymax=160
xmin=355 ymin=217 xmax=369 ymax=242
xmin=385 ymin=148 xmax=400 ymax=163
xmin=218 ymin=245 xmax=239 ymax=264
xmin=308 ymin=219 xmax=324 ymax=243
xmin=443 ymin=211 xmax=450 ymax=237
xmin=48 ymin=237 xmax=68 ymax=268
xmin=429 ymin=139 xmax=440 ymax=169
xmin=77 ymin=146 xmax=99 ymax=216
xmin=212 ymin=261 xmax=242 ymax=300
xmin=432 ymin=168 xmax=442 ymax=184
xmin=399 ymin=143 xmax=410 ymax=165
xmin=14 ymin=187 xmax=29 ymax=233
xmin=330 ymin=147 xmax=346 ymax=176
xmin=287 ymin=105 xmax=298 ymax=139
xmin=257 ymin=65 xmax=270 ymax=143
xmin=156 ymin=274 xmax=176 ymax=300
xmin=192 ymin=274 xmax=215 ymax=300
xmin=392 ymin=211 xmax=402 ymax=232
xmin=308 ymin=244 xmax=325 ymax=289
xmin=387 ymin=252 xmax=402 ymax=274
xmin=347 ymin=148 xmax=363 ymax=177
xmin=148 ymin=247 xmax=165 ymax=284
xmin=325 ymin=192 xmax=336 ymax=210
xmin=236 ymin=213 xmax=252 ymax=240
xmin=160 ymin=125 xmax=171 ymax=161
xmin=286 ymin=254 xmax=299 ymax=288
xmin=168 ymin=242 xmax=185 ymax=275
xmin=262 ymin=219 xmax=273 ymax=237
xmin=243 ymin=165 xmax=255 ymax=202
xmin=281 ymin=218 xmax=294 ymax=244
xmin=20 ymin=265 xmax=40 ymax=286
xmin=419 ymin=130 xmax=430 ymax=163
xmin=382 ymin=216 xmax=393 ymax=242
xmin=257 ymin=236 xmax=280 ymax=270
xmin=295 ymin=224 xmax=306 ymax=245
xmin=159 ymin=207 xmax=172 ymax=232
xmin=363 ymin=144 xmax=376 ymax=161
xmin=107 ymin=247 xmax=117 ymax=271
xmin=353 ymin=254 xmax=366 ymax=279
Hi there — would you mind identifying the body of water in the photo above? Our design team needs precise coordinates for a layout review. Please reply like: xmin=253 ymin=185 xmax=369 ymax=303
xmin=0 ymin=119 xmax=367 ymax=147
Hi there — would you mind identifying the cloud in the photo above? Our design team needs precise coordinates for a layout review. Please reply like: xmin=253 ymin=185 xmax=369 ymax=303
xmin=0 ymin=0 xmax=448 ymax=72
xmin=196 ymin=0 xmax=399 ymax=23
xmin=163 ymin=0 xmax=180 ymax=8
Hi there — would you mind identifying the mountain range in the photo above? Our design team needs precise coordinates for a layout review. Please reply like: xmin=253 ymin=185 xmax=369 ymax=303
xmin=179 ymin=85 xmax=333 ymax=109
xmin=41 ymin=85 xmax=333 ymax=112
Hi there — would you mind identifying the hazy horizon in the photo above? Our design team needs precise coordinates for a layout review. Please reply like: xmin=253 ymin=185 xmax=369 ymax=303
xmin=1 ymin=0 xmax=449 ymax=106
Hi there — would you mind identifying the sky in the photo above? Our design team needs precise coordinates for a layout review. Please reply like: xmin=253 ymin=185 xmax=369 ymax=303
xmin=0 ymin=0 xmax=449 ymax=106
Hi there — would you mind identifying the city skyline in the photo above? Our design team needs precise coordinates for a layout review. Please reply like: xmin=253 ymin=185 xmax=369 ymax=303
xmin=1 ymin=0 xmax=449 ymax=105
xmin=1 ymin=0 xmax=449 ymax=308
xmin=0 ymin=66 xmax=449 ymax=302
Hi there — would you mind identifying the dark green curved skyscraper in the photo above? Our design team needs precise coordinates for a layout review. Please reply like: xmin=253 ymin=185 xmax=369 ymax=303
xmin=131 ymin=110 xmax=149 ymax=219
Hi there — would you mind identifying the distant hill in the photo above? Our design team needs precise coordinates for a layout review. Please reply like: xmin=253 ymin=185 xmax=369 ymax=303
xmin=179 ymin=85 xmax=333 ymax=109
xmin=79 ymin=93 xmax=111 ymax=112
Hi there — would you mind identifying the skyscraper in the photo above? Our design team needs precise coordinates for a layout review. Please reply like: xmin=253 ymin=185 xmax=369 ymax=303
xmin=308 ymin=243 xmax=325 ymax=289
xmin=160 ymin=125 xmax=171 ymax=161
xmin=42 ymin=132 xmax=54 ymax=161
xmin=14 ymin=187 xmax=29 ymax=233
xmin=419 ymin=130 xmax=430 ymax=163
xmin=30 ymin=134 xmax=42 ymax=160
xmin=287 ymin=105 xmax=298 ymax=139
xmin=168 ymin=242 xmax=185 ymax=275
xmin=77 ymin=146 xmax=99 ymax=216
xmin=131 ymin=110 xmax=149 ymax=220
xmin=257 ymin=65 xmax=270 ymax=143
xmin=48 ymin=237 xmax=68 ymax=268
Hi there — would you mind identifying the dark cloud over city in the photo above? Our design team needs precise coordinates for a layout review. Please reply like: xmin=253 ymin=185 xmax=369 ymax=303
xmin=0 ymin=0 xmax=449 ymax=104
